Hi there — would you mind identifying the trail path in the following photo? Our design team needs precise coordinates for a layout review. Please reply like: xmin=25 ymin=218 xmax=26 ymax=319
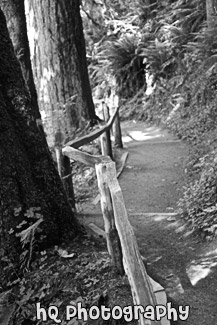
xmin=80 ymin=121 xmax=217 ymax=325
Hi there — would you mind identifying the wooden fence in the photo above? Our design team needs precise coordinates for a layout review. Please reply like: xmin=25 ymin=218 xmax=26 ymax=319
xmin=55 ymin=107 xmax=167 ymax=325
xmin=55 ymin=106 xmax=121 ymax=210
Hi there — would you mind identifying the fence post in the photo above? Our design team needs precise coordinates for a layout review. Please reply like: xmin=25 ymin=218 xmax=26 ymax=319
xmin=113 ymin=111 xmax=123 ymax=148
xmin=55 ymin=130 xmax=76 ymax=210
xmin=100 ymin=103 xmax=113 ymax=158
xmin=110 ymin=84 xmax=123 ymax=148
xmin=100 ymin=133 xmax=107 ymax=156
xmin=62 ymin=156 xmax=76 ymax=210
xmin=95 ymin=162 xmax=124 ymax=275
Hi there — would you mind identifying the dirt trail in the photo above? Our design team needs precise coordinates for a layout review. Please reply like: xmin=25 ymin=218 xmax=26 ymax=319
xmin=80 ymin=121 xmax=217 ymax=325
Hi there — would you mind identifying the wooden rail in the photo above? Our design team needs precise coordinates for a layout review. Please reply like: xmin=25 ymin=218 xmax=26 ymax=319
xmin=62 ymin=148 xmax=159 ymax=325
xmin=54 ymin=106 xmax=122 ymax=211
xmin=65 ymin=105 xmax=119 ymax=149
xmin=62 ymin=147 xmax=109 ymax=168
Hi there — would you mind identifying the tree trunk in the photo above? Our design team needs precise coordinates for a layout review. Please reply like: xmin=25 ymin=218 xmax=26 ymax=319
xmin=24 ymin=0 xmax=97 ymax=146
xmin=1 ymin=0 xmax=42 ymax=124
xmin=206 ymin=0 xmax=217 ymax=29
xmin=0 ymin=9 xmax=79 ymax=284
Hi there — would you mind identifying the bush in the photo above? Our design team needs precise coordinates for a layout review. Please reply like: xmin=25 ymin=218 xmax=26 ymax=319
xmin=179 ymin=150 xmax=217 ymax=238
xmin=104 ymin=35 xmax=146 ymax=98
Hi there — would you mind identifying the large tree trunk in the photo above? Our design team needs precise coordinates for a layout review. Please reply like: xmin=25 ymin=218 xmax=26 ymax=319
xmin=1 ymin=0 xmax=42 ymax=124
xmin=0 ymin=8 xmax=79 ymax=284
xmin=25 ymin=0 xmax=97 ymax=146
xmin=206 ymin=0 xmax=217 ymax=29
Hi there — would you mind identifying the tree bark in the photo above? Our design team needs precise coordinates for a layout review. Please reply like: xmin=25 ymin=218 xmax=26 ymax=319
xmin=0 ymin=9 xmax=79 ymax=283
xmin=1 ymin=0 xmax=42 ymax=124
xmin=24 ymin=0 xmax=97 ymax=146
xmin=206 ymin=0 xmax=217 ymax=29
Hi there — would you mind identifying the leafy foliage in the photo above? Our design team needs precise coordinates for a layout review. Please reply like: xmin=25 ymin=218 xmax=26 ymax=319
xmin=82 ymin=0 xmax=147 ymax=106
xmin=179 ymin=151 xmax=217 ymax=239
xmin=103 ymin=35 xmax=146 ymax=97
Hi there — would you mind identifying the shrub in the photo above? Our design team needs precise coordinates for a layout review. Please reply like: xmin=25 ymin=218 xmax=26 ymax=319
xmin=104 ymin=35 xmax=146 ymax=98
xmin=179 ymin=151 xmax=217 ymax=238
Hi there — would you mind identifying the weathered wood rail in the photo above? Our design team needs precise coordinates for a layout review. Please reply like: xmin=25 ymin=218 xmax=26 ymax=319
xmin=55 ymin=106 xmax=168 ymax=325
xmin=65 ymin=105 xmax=119 ymax=149
xmin=55 ymin=106 xmax=120 ymax=210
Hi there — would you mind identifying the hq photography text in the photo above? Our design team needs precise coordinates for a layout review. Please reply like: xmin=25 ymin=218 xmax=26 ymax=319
xmin=36 ymin=301 xmax=190 ymax=323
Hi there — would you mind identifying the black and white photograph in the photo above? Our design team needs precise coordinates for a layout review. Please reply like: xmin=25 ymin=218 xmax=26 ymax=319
xmin=0 ymin=1 xmax=217 ymax=324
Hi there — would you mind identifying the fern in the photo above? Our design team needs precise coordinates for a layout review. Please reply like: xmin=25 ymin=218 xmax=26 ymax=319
xmin=18 ymin=218 xmax=43 ymax=272
xmin=14 ymin=208 xmax=44 ymax=273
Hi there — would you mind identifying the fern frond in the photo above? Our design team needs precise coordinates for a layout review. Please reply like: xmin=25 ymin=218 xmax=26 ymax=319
xmin=18 ymin=219 xmax=43 ymax=247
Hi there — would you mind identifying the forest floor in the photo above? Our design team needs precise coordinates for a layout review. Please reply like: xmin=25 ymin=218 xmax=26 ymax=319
xmin=79 ymin=120 xmax=217 ymax=325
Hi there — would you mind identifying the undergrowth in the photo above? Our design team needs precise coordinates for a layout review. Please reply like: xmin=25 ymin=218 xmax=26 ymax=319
xmin=146 ymin=60 xmax=217 ymax=238
xmin=2 ymin=235 xmax=135 ymax=325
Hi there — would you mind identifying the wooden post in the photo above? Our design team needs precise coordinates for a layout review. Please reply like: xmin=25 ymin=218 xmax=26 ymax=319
xmin=55 ymin=130 xmax=75 ymax=210
xmin=100 ymin=103 xmax=113 ymax=158
xmin=103 ymin=104 xmax=113 ymax=159
xmin=95 ymin=163 xmax=124 ymax=275
xmin=55 ymin=146 xmax=63 ymax=177
xmin=100 ymin=132 xmax=107 ymax=156
xmin=100 ymin=129 xmax=113 ymax=158
xmin=110 ymin=86 xmax=122 ymax=148
xmin=113 ymin=111 xmax=123 ymax=148
xmin=103 ymin=102 xmax=110 ymax=121
xmin=62 ymin=156 xmax=76 ymax=210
